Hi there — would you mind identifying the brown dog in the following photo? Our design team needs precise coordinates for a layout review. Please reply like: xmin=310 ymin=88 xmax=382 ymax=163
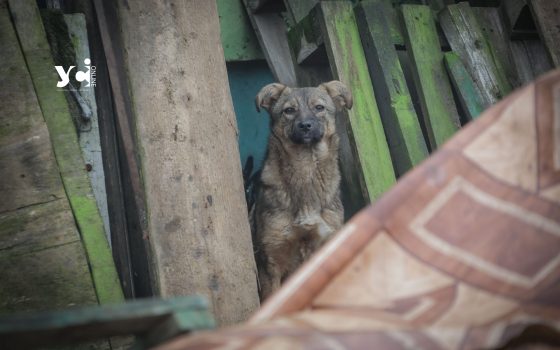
xmin=252 ymin=81 xmax=352 ymax=299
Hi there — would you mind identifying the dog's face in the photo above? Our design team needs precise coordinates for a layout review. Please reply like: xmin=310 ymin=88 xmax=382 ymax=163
xmin=255 ymin=81 xmax=353 ymax=145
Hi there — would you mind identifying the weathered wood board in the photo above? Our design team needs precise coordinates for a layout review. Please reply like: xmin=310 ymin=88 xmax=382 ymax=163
xmin=0 ymin=200 xmax=99 ymax=313
xmin=500 ymin=0 xmax=538 ymax=39
xmin=8 ymin=0 xmax=123 ymax=305
xmin=318 ymin=1 xmax=396 ymax=202
xmin=356 ymin=0 xmax=428 ymax=177
xmin=444 ymin=52 xmax=485 ymax=121
xmin=0 ymin=296 xmax=213 ymax=349
xmin=529 ymin=0 xmax=560 ymax=68
xmin=64 ymin=13 xmax=112 ymax=246
xmin=439 ymin=2 xmax=512 ymax=106
xmin=115 ymin=0 xmax=259 ymax=325
xmin=284 ymin=0 xmax=318 ymax=24
xmin=0 ymin=2 xmax=100 ymax=318
xmin=243 ymin=0 xmax=297 ymax=86
xmin=217 ymin=0 xmax=264 ymax=62
xmin=90 ymin=0 xmax=154 ymax=298
xmin=402 ymin=4 xmax=460 ymax=150
xmin=473 ymin=6 xmax=552 ymax=88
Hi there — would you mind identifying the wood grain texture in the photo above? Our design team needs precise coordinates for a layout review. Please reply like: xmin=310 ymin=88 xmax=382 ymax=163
xmin=8 ymin=0 xmax=123 ymax=305
xmin=402 ymin=4 xmax=460 ymax=149
xmin=0 ymin=2 xmax=101 ymax=318
xmin=439 ymin=2 xmax=513 ymax=106
xmin=473 ymin=6 xmax=552 ymax=88
xmin=91 ymin=0 xmax=155 ymax=298
xmin=243 ymin=0 xmax=297 ymax=86
xmin=319 ymin=1 xmax=396 ymax=202
xmin=116 ymin=0 xmax=259 ymax=325
xmin=529 ymin=0 xmax=560 ymax=67
xmin=0 ymin=200 xmax=99 ymax=314
xmin=356 ymin=0 xmax=428 ymax=176
xmin=444 ymin=52 xmax=485 ymax=121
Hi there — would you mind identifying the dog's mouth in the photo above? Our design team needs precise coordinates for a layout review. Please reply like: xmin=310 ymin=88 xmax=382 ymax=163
xmin=291 ymin=131 xmax=323 ymax=145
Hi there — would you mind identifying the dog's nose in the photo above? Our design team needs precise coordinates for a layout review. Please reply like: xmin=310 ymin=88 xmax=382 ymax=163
xmin=298 ymin=121 xmax=312 ymax=132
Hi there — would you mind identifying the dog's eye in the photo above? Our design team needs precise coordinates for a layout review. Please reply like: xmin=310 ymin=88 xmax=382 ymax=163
xmin=315 ymin=105 xmax=325 ymax=112
xmin=284 ymin=107 xmax=296 ymax=114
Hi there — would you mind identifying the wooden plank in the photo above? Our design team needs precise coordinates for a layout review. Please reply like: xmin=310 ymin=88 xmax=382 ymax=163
xmin=0 ymin=296 xmax=213 ymax=349
xmin=0 ymin=6 xmax=65 ymax=213
xmin=529 ymin=0 xmax=560 ymax=67
xmin=63 ymin=0 xmax=136 ymax=299
xmin=64 ymin=13 xmax=112 ymax=246
xmin=439 ymin=2 xmax=513 ymax=106
xmin=115 ymin=0 xmax=259 ymax=325
xmin=0 ymin=200 xmax=99 ymax=314
xmin=444 ymin=52 xmax=485 ymax=121
xmin=8 ymin=0 xmax=123 ymax=305
xmin=318 ymin=1 xmax=396 ymax=201
xmin=217 ymin=0 xmax=264 ymax=62
xmin=356 ymin=0 xmax=428 ymax=177
xmin=500 ymin=0 xmax=538 ymax=39
xmin=90 ymin=0 xmax=155 ymax=298
xmin=0 ymin=1 xmax=100 ymax=312
xmin=402 ymin=4 xmax=460 ymax=149
xmin=243 ymin=0 xmax=297 ymax=86
xmin=284 ymin=0 xmax=318 ymax=24
xmin=473 ymin=6 xmax=552 ymax=88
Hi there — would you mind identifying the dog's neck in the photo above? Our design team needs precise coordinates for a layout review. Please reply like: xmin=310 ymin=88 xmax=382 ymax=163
xmin=270 ymin=131 xmax=339 ymax=166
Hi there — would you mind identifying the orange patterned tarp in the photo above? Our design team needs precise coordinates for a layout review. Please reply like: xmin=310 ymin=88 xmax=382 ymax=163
xmin=157 ymin=70 xmax=560 ymax=350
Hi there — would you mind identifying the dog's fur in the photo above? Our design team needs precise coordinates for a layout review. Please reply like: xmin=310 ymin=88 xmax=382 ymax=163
xmin=252 ymin=81 xmax=352 ymax=299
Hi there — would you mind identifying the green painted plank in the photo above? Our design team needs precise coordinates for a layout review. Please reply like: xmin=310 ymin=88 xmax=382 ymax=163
xmin=318 ymin=1 xmax=396 ymax=201
xmin=0 ymin=296 xmax=214 ymax=349
xmin=444 ymin=52 xmax=485 ymax=121
xmin=8 ymin=0 xmax=123 ymax=305
xmin=402 ymin=4 xmax=460 ymax=150
xmin=439 ymin=2 xmax=513 ymax=106
xmin=217 ymin=0 xmax=264 ymax=61
xmin=356 ymin=0 xmax=428 ymax=177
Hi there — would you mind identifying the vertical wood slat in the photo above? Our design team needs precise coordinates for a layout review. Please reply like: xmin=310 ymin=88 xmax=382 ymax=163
xmin=91 ymin=0 xmax=156 ymax=298
xmin=439 ymin=2 xmax=512 ymax=106
xmin=529 ymin=0 xmax=560 ymax=68
xmin=318 ymin=1 xmax=396 ymax=202
xmin=356 ymin=0 xmax=428 ymax=177
xmin=8 ymin=0 xmax=124 ymax=305
xmin=64 ymin=0 xmax=136 ymax=298
xmin=473 ymin=6 xmax=552 ymax=88
xmin=0 ymin=4 xmax=99 ymax=315
xmin=444 ymin=52 xmax=485 ymax=121
xmin=115 ymin=0 xmax=259 ymax=325
xmin=402 ymin=4 xmax=460 ymax=150
xmin=242 ymin=0 xmax=297 ymax=86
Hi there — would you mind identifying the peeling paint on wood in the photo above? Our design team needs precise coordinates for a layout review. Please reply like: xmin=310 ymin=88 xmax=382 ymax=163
xmin=319 ymin=1 xmax=396 ymax=202
xmin=356 ymin=0 xmax=428 ymax=177
xmin=402 ymin=4 xmax=460 ymax=150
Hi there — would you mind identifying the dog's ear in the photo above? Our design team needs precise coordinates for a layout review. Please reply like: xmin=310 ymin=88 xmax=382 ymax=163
xmin=319 ymin=80 xmax=353 ymax=110
xmin=255 ymin=83 xmax=290 ymax=112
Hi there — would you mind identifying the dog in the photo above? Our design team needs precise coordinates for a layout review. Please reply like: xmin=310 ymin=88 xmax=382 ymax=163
xmin=252 ymin=80 xmax=352 ymax=300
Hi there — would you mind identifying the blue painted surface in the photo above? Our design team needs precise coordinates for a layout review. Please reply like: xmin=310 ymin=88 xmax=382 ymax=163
xmin=227 ymin=60 xmax=275 ymax=175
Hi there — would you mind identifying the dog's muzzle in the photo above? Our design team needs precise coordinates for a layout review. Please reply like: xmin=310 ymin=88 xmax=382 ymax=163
xmin=291 ymin=118 xmax=324 ymax=145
